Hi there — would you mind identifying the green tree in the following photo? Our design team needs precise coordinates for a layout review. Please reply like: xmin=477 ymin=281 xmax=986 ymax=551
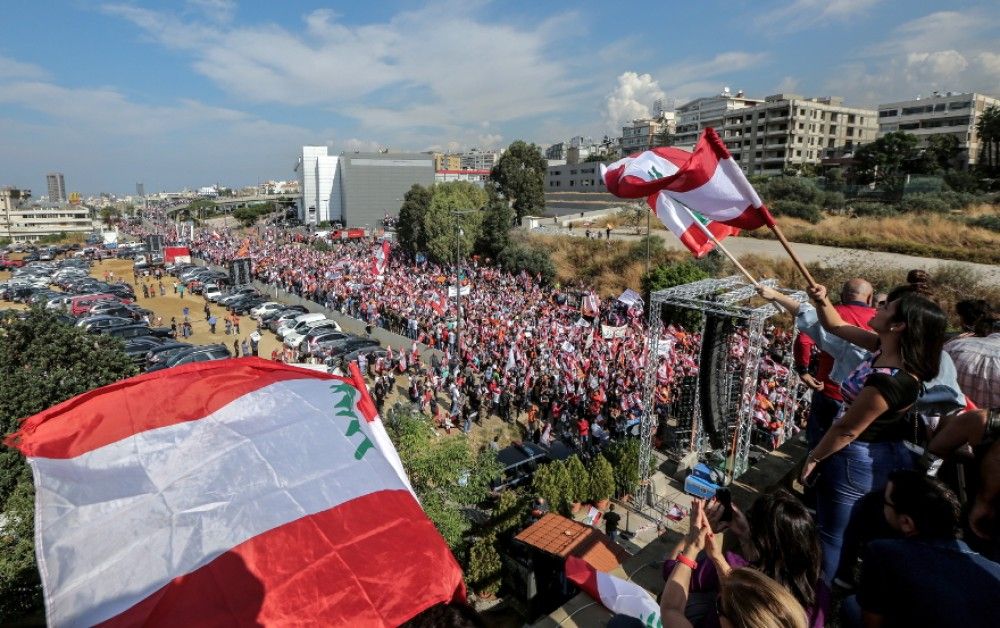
xmin=423 ymin=205 xmax=483 ymax=265
xmin=655 ymin=126 xmax=675 ymax=148
xmin=0 ymin=309 xmax=138 ymax=621
xmin=232 ymin=206 xmax=259 ymax=227
xmin=642 ymin=260 xmax=710 ymax=296
xmin=531 ymin=460 xmax=573 ymax=516
xmin=849 ymin=131 xmax=922 ymax=193
xmin=491 ymin=488 xmax=527 ymax=539
xmin=564 ymin=455 xmax=590 ymax=506
xmin=490 ymin=140 xmax=547 ymax=222
xmin=396 ymin=184 xmax=433 ymax=255
xmin=588 ymin=454 xmax=616 ymax=503
xmin=476 ymin=188 xmax=515 ymax=259
xmin=99 ymin=206 xmax=121 ymax=226
xmin=605 ymin=438 xmax=649 ymax=498
xmin=496 ymin=243 xmax=556 ymax=284
xmin=617 ymin=202 xmax=649 ymax=234
xmin=924 ymin=134 xmax=961 ymax=171
xmin=383 ymin=404 xmax=501 ymax=556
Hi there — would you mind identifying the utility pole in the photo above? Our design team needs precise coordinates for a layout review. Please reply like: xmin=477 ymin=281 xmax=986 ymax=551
xmin=645 ymin=208 xmax=651 ymax=277
xmin=450 ymin=209 xmax=476 ymax=358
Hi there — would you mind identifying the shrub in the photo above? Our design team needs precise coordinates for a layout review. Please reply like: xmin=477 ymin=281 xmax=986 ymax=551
xmin=898 ymin=194 xmax=951 ymax=213
xmin=820 ymin=191 xmax=846 ymax=210
xmin=771 ymin=200 xmax=824 ymax=223
xmin=944 ymin=170 xmax=987 ymax=193
xmin=605 ymin=438 xmax=642 ymax=498
xmin=642 ymin=260 xmax=710 ymax=295
xmin=761 ymin=176 xmax=823 ymax=205
xmin=588 ymin=454 xmax=616 ymax=503
xmin=969 ymin=214 xmax=1000 ymax=233
xmin=564 ymin=455 xmax=590 ymax=505
xmin=532 ymin=460 xmax=573 ymax=515
xmin=497 ymin=243 xmax=556 ymax=285
xmin=467 ymin=533 xmax=502 ymax=597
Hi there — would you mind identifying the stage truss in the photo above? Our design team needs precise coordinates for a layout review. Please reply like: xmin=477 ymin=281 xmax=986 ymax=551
xmin=636 ymin=276 xmax=808 ymax=513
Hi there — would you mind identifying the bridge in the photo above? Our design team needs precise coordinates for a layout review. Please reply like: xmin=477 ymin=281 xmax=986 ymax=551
xmin=164 ymin=195 xmax=298 ymax=216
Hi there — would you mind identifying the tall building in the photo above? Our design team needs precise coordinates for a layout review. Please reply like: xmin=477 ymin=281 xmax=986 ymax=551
xmin=296 ymin=146 xmax=344 ymax=224
xmin=719 ymin=94 xmax=877 ymax=176
xmin=620 ymin=113 xmax=676 ymax=157
xmin=46 ymin=172 xmax=66 ymax=203
xmin=877 ymin=92 xmax=1000 ymax=168
xmin=674 ymin=89 xmax=763 ymax=147
xmin=136 ymin=183 xmax=145 ymax=198
xmin=296 ymin=147 xmax=435 ymax=226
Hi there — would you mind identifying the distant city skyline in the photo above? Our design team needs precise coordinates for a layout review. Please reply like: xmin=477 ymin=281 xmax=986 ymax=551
xmin=1 ymin=0 xmax=998 ymax=194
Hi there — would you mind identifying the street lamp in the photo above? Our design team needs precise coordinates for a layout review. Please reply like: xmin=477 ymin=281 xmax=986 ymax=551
xmin=450 ymin=209 xmax=476 ymax=361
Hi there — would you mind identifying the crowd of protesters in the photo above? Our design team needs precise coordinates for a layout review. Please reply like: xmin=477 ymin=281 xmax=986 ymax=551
xmin=184 ymin=226 xmax=803 ymax=455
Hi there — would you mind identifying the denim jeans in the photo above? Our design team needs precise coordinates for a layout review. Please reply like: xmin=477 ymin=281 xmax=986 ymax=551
xmin=807 ymin=392 xmax=843 ymax=449
xmin=816 ymin=439 xmax=913 ymax=583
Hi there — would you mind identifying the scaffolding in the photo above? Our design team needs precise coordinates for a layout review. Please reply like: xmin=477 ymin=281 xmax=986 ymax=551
xmin=636 ymin=276 xmax=807 ymax=512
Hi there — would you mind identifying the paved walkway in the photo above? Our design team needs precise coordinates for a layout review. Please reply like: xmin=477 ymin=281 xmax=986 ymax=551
xmin=532 ymin=225 xmax=1000 ymax=286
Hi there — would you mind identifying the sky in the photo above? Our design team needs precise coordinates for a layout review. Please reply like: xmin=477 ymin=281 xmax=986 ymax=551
xmin=1 ymin=0 xmax=998 ymax=195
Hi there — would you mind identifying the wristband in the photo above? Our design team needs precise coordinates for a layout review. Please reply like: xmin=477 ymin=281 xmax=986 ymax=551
xmin=675 ymin=554 xmax=698 ymax=569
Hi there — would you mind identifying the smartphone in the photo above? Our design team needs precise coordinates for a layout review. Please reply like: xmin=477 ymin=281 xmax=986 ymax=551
xmin=716 ymin=487 xmax=733 ymax=522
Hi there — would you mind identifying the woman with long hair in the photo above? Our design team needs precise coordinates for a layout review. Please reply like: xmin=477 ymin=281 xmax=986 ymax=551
xmin=760 ymin=283 xmax=947 ymax=581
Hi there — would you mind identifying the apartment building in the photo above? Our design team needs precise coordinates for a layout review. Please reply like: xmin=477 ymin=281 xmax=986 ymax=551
xmin=720 ymin=94 xmax=877 ymax=176
xmin=432 ymin=153 xmax=462 ymax=171
xmin=877 ymin=92 xmax=1000 ymax=167
xmin=1 ymin=187 xmax=93 ymax=242
xmin=620 ymin=113 xmax=676 ymax=157
xmin=460 ymin=148 xmax=502 ymax=171
xmin=674 ymin=89 xmax=762 ymax=147
xmin=46 ymin=172 xmax=66 ymax=203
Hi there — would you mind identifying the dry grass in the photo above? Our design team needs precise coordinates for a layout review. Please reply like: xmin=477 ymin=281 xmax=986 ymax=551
xmin=746 ymin=206 xmax=1000 ymax=264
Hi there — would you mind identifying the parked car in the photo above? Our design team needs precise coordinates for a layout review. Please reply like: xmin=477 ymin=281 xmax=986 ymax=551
xmin=78 ymin=315 xmax=133 ymax=333
xmin=98 ymin=324 xmax=174 ymax=340
xmin=262 ymin=305 xmax=307 ymax=326
xmin=146 ymin=344 xmax=231 ymax=371
xmin=145 ymin=342 xmax=194 ymax=366
xmin=250 ymin=302 xmax=283 ymax=319
xmin=228 ymin=295 xmax=268 ymax=315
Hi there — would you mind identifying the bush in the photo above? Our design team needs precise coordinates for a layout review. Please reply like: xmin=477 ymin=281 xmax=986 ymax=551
xmin=531 ymin=460 xmax=573 ymax=515
xmin=467 ymin=533 xmax=501 ymax=597
xmin=851 ymin=201 xmax=900 ymax=218
xmin=820 ymin=191 xmax=846 ymax=210
xmin=642 ymin=260 xmax=710 ymax=295
xmin=497 ymin=243 xmax=556 ymax=284
xmin=605 ymin=438 xmax=643 ymax=498
xmin=564 ymin=455 xmax=590 ymax=505
xmin=897 ymin=194 xmax=951 ymax=213
xmin=588 ymin=454 xmax=616 ymax=503
xmin=761 ymin=176 xmax=823 ymax=205
xmin=969 ymin=214 xmax=1000 ymax=232
xmin=771 ymin=200 xmax=824 ymax=224
xmin=944 ymin=170 xmax=987 ymax=193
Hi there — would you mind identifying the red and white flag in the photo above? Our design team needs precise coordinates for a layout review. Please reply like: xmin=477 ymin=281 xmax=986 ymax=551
xmin=646 ymin=190 xmax=739 ymax=258
xmin=602 ymin=128 xmax=775 ymax=230
xmin=371 ymin=239 xmax=391 ymax=276
xmin=565 ymin=556 xmax=661 ymax=626
xmin=6 ymin=359 xmax=465 ymax=626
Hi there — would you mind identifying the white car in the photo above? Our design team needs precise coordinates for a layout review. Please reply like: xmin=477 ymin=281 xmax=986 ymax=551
xmin=250 ymin=302 xmax=283 ymax=319
xmin=45 ymin=296 xmax=74 ymax=311
xmin=276 ymin=313 xmax=328 ymax=339
xmin=284 ymin=320 xmax=342 ymax=349
xmin=203 ymin=285 xmax=223 ymax=302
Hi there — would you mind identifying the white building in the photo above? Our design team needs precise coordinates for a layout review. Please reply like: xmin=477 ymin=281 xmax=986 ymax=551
xmin=296 ymin=146 xmax=344 ymax=224
xmin=674 ymin=89 xmax=762 ymax=147
xmin=1 ymin=187 xmax=94 ymax=242
xmin=460 ymin=148 xmax=501 ymax=171
xmin=877 ymin=92 xmax=1000 ymax=167
xmin=435 ymin=169 xmax=490 ymax=187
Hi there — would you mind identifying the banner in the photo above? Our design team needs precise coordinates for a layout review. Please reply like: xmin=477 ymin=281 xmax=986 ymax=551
xmin=617 ymin=289 xmax=643 ymax=307
xmin=447 ymin=285 xmax=471 ymax=297
xmin=602 ymin=325 xmax=627 ymax=339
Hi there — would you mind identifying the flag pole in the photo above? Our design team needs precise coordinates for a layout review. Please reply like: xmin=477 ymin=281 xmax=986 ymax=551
xmin=767 ymin=221 xmax=818 ymax=288
xmin=675 ymin=204 xmax=760 ymax=288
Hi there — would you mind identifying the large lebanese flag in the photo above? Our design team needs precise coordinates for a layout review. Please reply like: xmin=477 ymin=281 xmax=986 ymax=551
xmin=601 ymin=128 xmax=775 ymax=230
xmin=646 ymin=190 xmax=740 ymax=258
xmin=6 ymin=358 xmax=465 ymax=626
xmin=565 ymin=556 xmax=660 ymax=625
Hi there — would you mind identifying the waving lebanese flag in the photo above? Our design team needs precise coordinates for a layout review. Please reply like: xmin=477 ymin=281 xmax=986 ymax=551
xmin=6 ymin=359 xmax=464 ymax=627
xmin=372 ymin=239 xmax=391 ymax=276
xmin=602 ymin=128 xmax=775 ymax=230
xmin=647 ymin=190 xmax=740 ymax=258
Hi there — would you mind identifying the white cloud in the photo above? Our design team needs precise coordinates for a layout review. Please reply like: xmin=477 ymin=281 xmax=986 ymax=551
xmin=0 ymin=54 xmax=48 ymax=80
xmin=185 ymin=0 xmax=236 ymax=23
xmin=755 ymin=0 xmax=878 ymax=33
xmin=102 ymin=2 xmax=581 ymax=147
xmin=775 ymin=76 xmax=801 ymax=93
xmin=603 ymin=72 xmax=665 ymax=131
xmin=904 ymin=50 xmax=969 ymax=86
xmin=659 ymin=52 xmax=770 ymax=90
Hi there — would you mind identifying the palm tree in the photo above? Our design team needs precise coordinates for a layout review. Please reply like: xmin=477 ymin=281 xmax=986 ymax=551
xmin=976 ymin=105 xmax=1000 ymax=172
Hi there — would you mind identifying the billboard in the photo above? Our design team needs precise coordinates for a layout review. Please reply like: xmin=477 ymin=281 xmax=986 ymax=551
xmin=228 ymin=257 xmax=252 ymax=286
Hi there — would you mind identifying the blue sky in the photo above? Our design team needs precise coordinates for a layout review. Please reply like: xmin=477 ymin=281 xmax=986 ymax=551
xmin=1 ymin=0 xmax=998 ymax=194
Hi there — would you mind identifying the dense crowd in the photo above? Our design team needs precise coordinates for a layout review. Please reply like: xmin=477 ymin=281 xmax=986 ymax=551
xmin=187 ymin=227 xmax=802 ymax=452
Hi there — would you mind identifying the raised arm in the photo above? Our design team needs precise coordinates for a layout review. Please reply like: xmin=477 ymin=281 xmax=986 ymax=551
xmin=808 ymin=284 xmax=879 ymax=352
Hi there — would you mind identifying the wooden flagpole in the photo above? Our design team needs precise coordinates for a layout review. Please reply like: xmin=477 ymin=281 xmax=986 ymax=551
xmin=677 ymin=205 xmax=760 ymax=288
xmin=768 ymin=222 xmax=818 ymax=288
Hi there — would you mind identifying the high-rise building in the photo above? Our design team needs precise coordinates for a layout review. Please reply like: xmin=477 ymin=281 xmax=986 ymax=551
xmin=460 ymin=148 xmax=502 ymax=171
xmin=136 ymin=183 xmax=145 ymax=198
xmin=877 ymin=92 xmax=1000 ymax=168
xmin=620 ymin=112 xmax=676 ymax=156
xmin=720 ymin=94 xmax=878 ymax=176
xmin=46 ymin=172 xmax=66 ymax=203
xmin=296 ymin=146 xmax=343 ymax=225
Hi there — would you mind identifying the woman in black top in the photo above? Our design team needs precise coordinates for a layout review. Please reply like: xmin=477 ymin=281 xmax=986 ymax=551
xmin=761 ymin=283 xmax=947 ymax=581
